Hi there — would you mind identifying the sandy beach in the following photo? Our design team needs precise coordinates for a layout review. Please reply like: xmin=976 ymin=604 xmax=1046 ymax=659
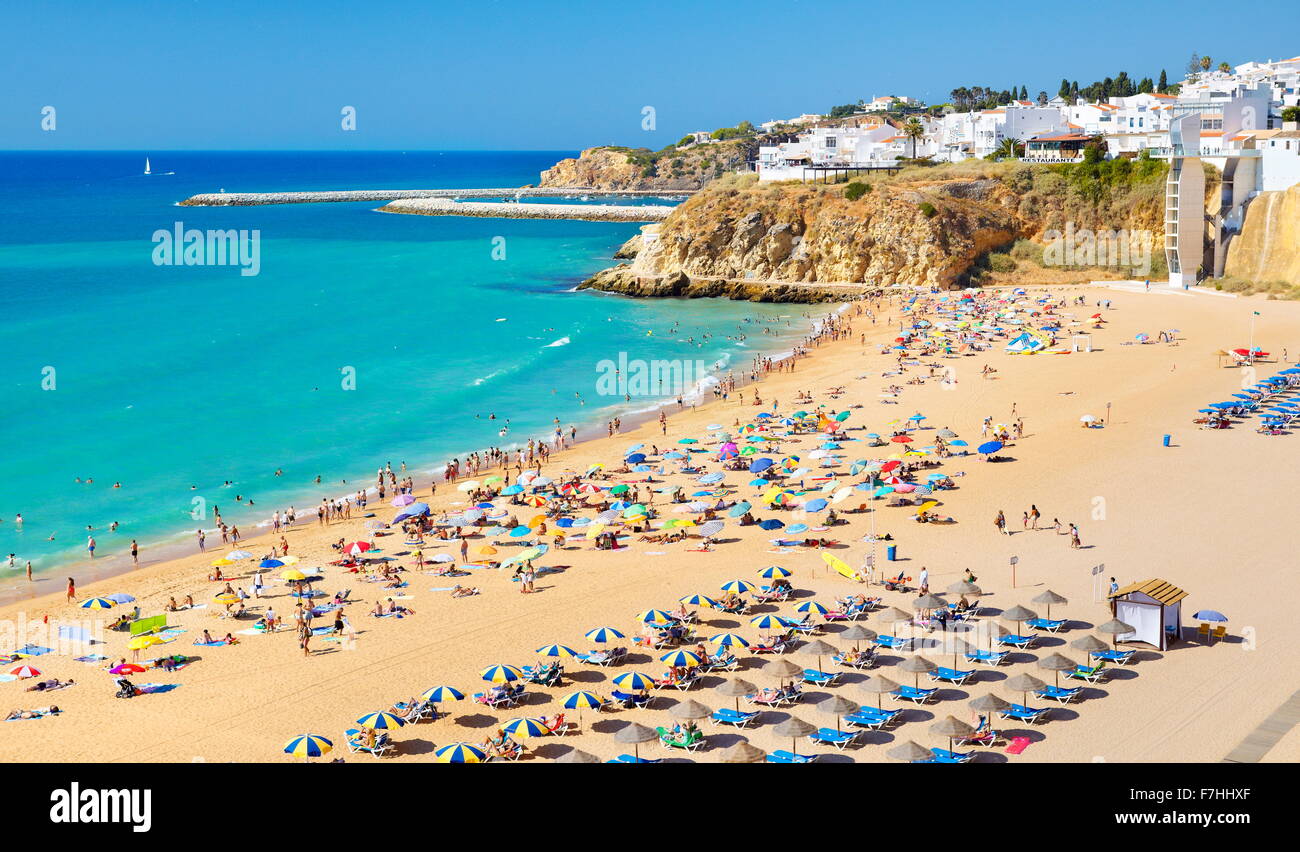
xmin=3 ymin=282 xmax=1297 ymax=764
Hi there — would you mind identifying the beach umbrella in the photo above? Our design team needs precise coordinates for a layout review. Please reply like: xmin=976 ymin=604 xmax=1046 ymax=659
xmin=356 ymin=711 xmax=405 ymax=730
xmin=937 ymin=429 xmax=958 ymax=439
xmin=612 ymin=672 xmax=656 ymax=691
xmin=435 ymin=743 xmax=488 ymax=763
xmin=1097 ymin=619 xmax=1136 ymax=648
xmin=721 ymin=579 xmax=755 ymax=594
xmin=639 ymin=609 xmax=674 ymax=626
xmin=977 ymin=441 xmax=1003 ymax=455
xmin=1071 ymin=635 xmax=1109 ymax=662
xmin=213 ymin=592 xmax=240 ymax=606
xmin=680 ymin=594 xmax=719 ymax=609
xmin=535 ymin=643 xmax=579 ymax=658
xmin=614 ymin=722 xmax=659 ymax=761
xmin=562 ymin=690 xmax=605 ymax=722
xmin=819 ymin=695 xmax=860 ymax=733
xmin=1192 ymin=610 xmax=1229 ymax=622
xmin=714 ymin=678 xmax=758 ymax=713
xmin=127 ymin=635 xmax=161 ymax=651
xmin=698 ymin=520 xmax=725 ymax=538
xmin=772 ymin=716 xmax=818 ymax=756
xmin=480 ymin=664 xmax=523 ymax=684
xmin=1005 ymin=673 xmax=1046 ymax=705
xmin=283 ymin=734 xmax=333 ymax=760
xmin=502 ymin=717 xmax=551 ymax=739
xmin=421 ymin=685 xmax=464 ymax=703
xmin=913 ymin=593 xmax=948 ymax=612
xmin=585 ymin=626 xmax=625 ymax=644
xmin=797 ymin=601 xmax=830 ymax=617
xmin=1000 ymin=605 xmax=1038 ymax=634
xmin=226 ymin=550 xmax=254 ymax=560
xmin=799 ymin=638 xmax=836 ymax=672
xmin=887 ymin=740 xmax=935 ymax=763
xmin=840 ymin=624 xmax=878 ymax=649
xmin=728 ymin=501 xmax=753 ymax=518
xmin=1037 ymin=652 xmax=1078 ymax=687
xmin=947 ymin=581 xmax=982 ymax=598
xmin=110 ymin=663 xmax=146 ymax=675
xmin=391 ymin=494 xmax=416 ymax=507
xmin=9 ymin=665 xmax=41 ymax=679
xmin=210 ymin=558 xmax=235 ymax=567
xmin=259 ymin=558 xmax=285 ymax=569
xmin=280 ymin=569 xmax=307 ymax=581
xmin=106 ymin=593 xmax=136 ymax=604
xmin=930 ymin=715 xmax=975 ymax=752
xmin=898 ymin=655 xmax=937 ymax=689
xmin=555 ymin=747 xmax=600 ymax=764
xmin=877 ymin=607 xmax=913 ymax=627
xmin=757 ymin=565 xmax=791 ymax=579
xmin=79 ymin=597 xmax=115 ymax=610
xmin=764 ymin=659 xmax=804 ymax=686
xmin=750 ymin=614 xmax=786 ymax=630
xmin=660 ymin=650 xmax=703 ymax=668
xmin=710 ymin=633 xmax=749 ymax=648
xmin=1032 ymin=589 xmax=1069 ymax=618
xmin=969 ymin=693 xmax=1011 ymax=715
xmin=946 ymin=637 xmax=974 ymax=668
xmin=720 ymin=742 xmax=768 ymax=764
xmin=669 ymin=699 xmax=712 ymax=721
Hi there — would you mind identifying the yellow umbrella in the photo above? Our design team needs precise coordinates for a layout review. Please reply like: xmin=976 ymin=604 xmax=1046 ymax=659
xmin=527 ymin=514 xmax=548 ymax=528
xmin=477 ymin=545 xmax=499 ymax=556
xmin=586 ymin=523 xmax=605 ymax=538
xmin=210 ymin=558 xmax=235 ymax=567
xmin=280 ymin=569 xmax=307 ymax=581
xmin=279 ymin=555 xmax=300 ymax=565
xmin=916 ymin=501 xmax=939 ymax=514
xmin=127 ymin=635 xmax=162 ymax=650
xmin=822 ymin=552 xmax=865 ymax=582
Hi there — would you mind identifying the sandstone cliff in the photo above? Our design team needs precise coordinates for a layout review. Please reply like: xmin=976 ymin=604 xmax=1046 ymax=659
xmin=1224 ymin=184 xmax=1300 ymax=285
xmin=540 ymin=140 xmax=757 ymax=191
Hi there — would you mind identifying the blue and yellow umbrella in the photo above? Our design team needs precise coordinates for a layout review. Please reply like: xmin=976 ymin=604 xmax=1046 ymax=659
xmin=283 ymin=734 xmax=333 ymax=759
xmin=750 ymin=614 xmax=786 ymax=630
xmin=356 ymin=711 xmax=405 ymax=730
xmin=757 ymin=565 xmax=792 ymax=579
xmin=660 ymin=649 xmax=702 ymax=668
xmin=585 ymin=626 xmax=625 ymax=644
xmin=679 ymin=594 xmax=719 ymax=608
xmin=563 ymin=690 xmax=605 ymax=710
xmin=612 ymin=671 xmax=656 ymax=691
xmin=435 ymin=742 xmax=488 ymax=763
xmin=709 ymin=632 xmax=749 ymax=647
xmin=638 ymin=609 xmax=674 ymax=625
xmin=480 ymin=664 xmax=523 ymax=683
xmin=535 ymin=644 xmax=579 ymax=658
xmin=720 ymin=579 xmax=756 ymax=594
xmin=421 ymin=685 xmax=465 ymax=703
xmin=797 ymin=601 xmax=830 ymax=615
xmin=501 ymin=717 xmax=550 ymax=738
xmin=79 ymin=597 xmax=115 ymax=610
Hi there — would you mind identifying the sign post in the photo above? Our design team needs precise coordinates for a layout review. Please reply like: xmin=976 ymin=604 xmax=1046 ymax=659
xmin=1091 ymin=563 xmax=1106 ymax=602
xmin=1009 ymin=555 xmax=1019 ymax=589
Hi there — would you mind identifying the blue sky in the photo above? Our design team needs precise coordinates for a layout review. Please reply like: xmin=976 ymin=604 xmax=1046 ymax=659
xmin=3 ymin=0 xmax=1295 ymax=150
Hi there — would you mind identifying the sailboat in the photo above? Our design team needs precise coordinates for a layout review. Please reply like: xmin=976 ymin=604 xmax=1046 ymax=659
xmin=144 ymin=157 xmax=151 ymax=175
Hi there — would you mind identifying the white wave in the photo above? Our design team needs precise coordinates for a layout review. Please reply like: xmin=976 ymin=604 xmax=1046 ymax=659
xmin=543 ymin=336 xmax=571 ymax=348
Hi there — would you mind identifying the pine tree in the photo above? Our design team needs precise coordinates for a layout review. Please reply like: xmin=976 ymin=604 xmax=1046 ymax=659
xmin=1158 ymin=69 xmax=1168 ymax=93
xmin=1058 ymin=78 xmax=1071 ymax=99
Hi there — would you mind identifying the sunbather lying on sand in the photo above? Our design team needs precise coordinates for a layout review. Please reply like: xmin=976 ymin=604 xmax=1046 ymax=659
xmin=450 ymin=586 xmax=479 ymax=598
xmin=6 ymin=706 xmax=60 ymax=720
xmin=25 ymin=678 xmax=74 ymax=692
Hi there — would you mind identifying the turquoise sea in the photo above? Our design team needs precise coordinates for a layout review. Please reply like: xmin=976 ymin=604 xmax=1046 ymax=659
xmin=0 ymin=151 xmax=819 ymax=576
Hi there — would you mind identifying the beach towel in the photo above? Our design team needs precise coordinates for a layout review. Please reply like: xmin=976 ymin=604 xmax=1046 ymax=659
xmin=192 ymin=640 xmax=230 ymax=647
xmin=136 ymin=683 xmax=180 ymax=694
xmin=235 ymin=628 xmax=263 ymax=636
xmin=0 ymin=674 xmax=16 ymax=683
xmin=16 ymin=645 xmax=53 ymax=656
xmin=1005 ymin=736 xmax=1032 ymax=755
xmin=159 ymin=627 xmax=187 ymax=638
xmin=429 ymin=587 xmax=457 ymax=592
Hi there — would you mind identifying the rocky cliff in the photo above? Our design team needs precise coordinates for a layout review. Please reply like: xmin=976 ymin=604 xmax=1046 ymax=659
xmin=540 ymin=140 xmax=757 ymax=191
xmin=1224 ymin=184 xmax=1300 ymax=285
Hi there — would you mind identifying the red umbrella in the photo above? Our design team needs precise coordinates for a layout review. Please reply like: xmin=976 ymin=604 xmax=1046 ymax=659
xmin=10 ymin=665 xmax=41 ymax=679
xmin=110 ymin=663 xmax=146 ymax=675
xmin=881 ymin=460 xmax=902 ymax=472
xmin=345 ymin=541 xmax=372 ymax=554
xmin=890 ymin=435 xmax=913 ymax=444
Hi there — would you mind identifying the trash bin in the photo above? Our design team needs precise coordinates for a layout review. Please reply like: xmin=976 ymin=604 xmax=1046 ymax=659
xmin=886 ymin=544 xmax=898 ymax=561
xmin=1162 ymin=434 xmax=1171 ymax=447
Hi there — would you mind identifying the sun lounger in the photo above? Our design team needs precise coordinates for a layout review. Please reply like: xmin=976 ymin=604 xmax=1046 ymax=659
xmin=874 ymin=634 xmax=910 ymax=650
xmin=700 ymin=653 xmax=739 ymax=672
xmin=1065 ymin=662 xmax=1110 ymax=683
xmin=656 ymin=726 xmax=706 ymax=751
xmin=998 ymin=703 xmax=1051 ymax=724
xmin=783 ymin=620 xmax=821 ymax=635
xmin=766 ymin=749 xmax=820 ymax=764
xmin=921 ymin=747 xmax=974 ymax=763
xmin=892 ymin=684 xmax=938 ymax=704
xmin=845 ymin=707 xmax=902 ymax=730
xmin=711 ymin=707 xmax=761 ymax=728
xmin=801 ymin=668 xmax=841 ymax=686
xmin=809 ymin=727 xmax=859 ymax=750
xmin=612 ymin=690 xmax=653 ymax=709
xmin=747 ymin=640 xmax=791 ymax=655
xmin=577 ymin=646 xmax=627 ymax=667
xmin=1035 ymin=685 xmax=1083 ymax=703
xmin=929 ymin=666 xmax=976 ymax=685
xmin=1025 ymin=617 xmax=1066 ymax=633
xmin=345 ymin=728 xmax=395 ymax=758
xmin=394 ymin=699 xmax=437 ymax=723
xmin=964 ymin=649 xmax=1010 ymax=666
xmin=832 ymin=651 xmax=877 ymax=669
xmin=607 ymin=754 xmax=660 ymax=763
xmin=1089 ymin=649 xmax=1135 ymax=665
xmin=994 ymin=634 xmax=1038 ymax=649
xmin=746 ymin=687 xmax=803 ymax=707
xmin=954 ymin=728 xmax=1004 ymax=747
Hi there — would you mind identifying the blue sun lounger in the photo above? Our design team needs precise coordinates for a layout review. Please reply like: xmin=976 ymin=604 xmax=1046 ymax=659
xmin=809 ymin=727 xmax=858 ymax=750
xmin=998 ymin=703 xmax=1051 ymax=724
xmin=1089 ymin=649 xmax=1135 ymax=665
xmin=921 ymin=747 xmax=974 ymax=764
xmin=1035 ymin=685 xmax=1083 ymax=703
xmin=965 ymin=649 xmax=1010 ymax=666
xmin=995 ymin=634 xmax=1038 ymax=649
xmin=929 ymin=666 xmax=976 ymax=685
xmin=1025 ymin=617 xmax=1067 ymax=632
xmin=1065 ymin=662 xmax=1110 ymax=682
xmin=607 ymin=754 xmax=660 ymax=763
xmin=711 ymin=707 xmax=760 ymax=728
xmin=802 ymin=668 xmax=841 ymax=686
xmin=892 ymin=684 xmax=938 ymax=704
xmin=845 ymin=707 xmax=902 ymax=729
xmin=766 ymin=750 xmax=819 ymax=764
xmin=874 ymin=634 xmax=910 ymax=650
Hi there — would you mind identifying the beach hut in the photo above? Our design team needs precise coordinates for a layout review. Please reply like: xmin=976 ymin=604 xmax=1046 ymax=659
xmin=1107 ymin=579 xmax=1187 ymax=650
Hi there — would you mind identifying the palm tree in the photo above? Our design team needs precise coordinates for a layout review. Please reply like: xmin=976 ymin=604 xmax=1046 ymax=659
xmin=1218 ymin=61 xmax=1230 ymax=74
xmin=1200 ymin=55 xmax=1212 ymax=73
xmin=903 ymin=117 xmax=924 ymax=158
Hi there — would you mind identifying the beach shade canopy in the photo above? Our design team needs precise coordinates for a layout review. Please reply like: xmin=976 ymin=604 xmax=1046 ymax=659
xmin=860 ymin=674 xmax=901 ymax=709
xmin=931 ymin=715 xmax=975 ymax=750
xmin=714 ymin=678 xmax=757 ymax=698
xmin=1032 ymin=589 xmax=1069 ymax=617
xmin=840 ymin=624 xmax=878 ymax=646
xmin=877 ymin=607 xmax=913 ymax=625
xmin=555 ymin=747 xmax=601 ymax=764
xmin=127 ymin=635 xmax=162 ymax=650
xmin=480 ymin=664 xmax=523 ymax=683
xmin=614 ymin=722 xmax=659 ymax=744
xmin=819 ymin=695 xmax=861 ymax=732
xmin=422 ymin=685 xmax=465 ymax=703
xmin=612 ymin=672 xmax=656 ymax=691
xmin=720 ymin=741 xmax=768 ymax=763
xmin=772 ymin=716 xmax=818 ymax=756
xmin=710 ymin=633 xmax=750 ymax=648
xmin=797 ymin=601 xmax=830 ymax=616
xmin=563 ymin=690 xmax=605 ymax=711
xmin=1192 ymin=610 xmax=1229 ymax=622
xmin=888 ymin=740 xmax=936 ymax=763
xmin=356 ymin=711 xmax=406 ymax=730
xmin=750 ymin=614 xmax=785 ymax=630
xmin=977 ymin=441 xmax=1003 ymax=455
xmin=758 ymin=564 xmax=791 ymax=579
xmin=1001 ymin=604 xmax=1038 ymax=628
xmin=106 ymin=593 xmax=136 ymax=604
xmin=585 ymin=627 xmax=625 ymax=643
xmin=660 ymin=650 xmax=703 ymax=668
xmin=435 ymin=743 xmax=488 ymax=763
xmin=280 ymin=569 xmax=307 ymax=581
xmin=1037 ymin=652 xmax=1079 ymax=687
xmin=946 ymin=581 xmax=983 ymax=597
xmin=799 ymin=639 xmax=837 ymax=670
xmin=969 ymin=693 xmax=1012 ymax=714
xmin=913 ymin=593 xmax=948 ymax=611
xmin=721 ymin=579 xmax=756 ymax=594
xmin=284 ymin=734 xmax=333 ymax=759
xmin=1071 ymin=635 xmax=1109 ymax=659
xmin=501 ymin=717 xmax=551 ymax=739
xmin=259 ymin=559 xmax=285 ymax=569
xmin=758 ymin=519 xmax=785 ymax=531
xmin=898 ymin=655 xmax=937 ymax=687
xmin=79 ymin=597 xmax=115 ymax=610
xmin=1097 ymin=618 xmax=1137 ymax=647
xmin=669 ymin=699 xmax=713 ymax=721
xmin=764 ymin=659 xmax=804 ymax=683
xmin=535 ymin=644 xmax=579 ymax=659
xmin=1006 ymin=673 xmax=1047 ymax=703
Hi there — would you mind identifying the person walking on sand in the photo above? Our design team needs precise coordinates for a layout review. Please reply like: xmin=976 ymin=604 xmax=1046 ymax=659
xmin=66 ymin=577 xmax=76 ymax=603
xmin=130 ymin=539 xmax=139 ymax=565
xmin=1029 ymin=505 xmax=1040 ymax=530
xmin=87 ymin=536 xmax=96 ymax=558
xmin=459 ymin=537 xmax=469 ymax=563
xmin=1069 ymin=523 xmax=1081 ymax=549
xmin=994 ymin=511 xmax=1007 ymax=536
xmin=26 ymin=561 xmax=33 ymax=582
xmin=1022 ymin=511 xmax=1030 ymax=530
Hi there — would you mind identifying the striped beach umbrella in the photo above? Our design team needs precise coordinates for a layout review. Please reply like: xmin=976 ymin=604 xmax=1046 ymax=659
xmin=720 ymin=579 xmax=756 ymax=594
xmin=750 ymin=614 xmax=787 ymax=630
xmin=480 ymin=664 xmax=523 ymax=683
xmin=356 ymin=711 xmax=405 ymax=730
xmin=535 ymin=644 xmax=579 ymax=658
xmin=797 ymin=601 xmax=830 ymax=616
xmin=421 ymin=685 xmax=465 ymax=703
xmin=612 ymin=671 xmax=656 ymax=691
xmin=660 ymin=650 xmax=703 ymax=668
xmin=585 ymin=626 xmax=625 ymax=644
xmin=9 ymin=665 xmax=41 ymax=679
xmin=501 ymin=717 xmax=550 ymax=738
xmin=757 ymin=565 xmax=792 ymax=579
xmin=79 ymin=597 xmax=115 ymax=610
xmin=435 ymin=743 xmax=488 ymax=763
xmin=710 ymin=633 xmax=750 ymax=647
xmin=680 ymin=594 xmax=719 ymax=608
xmin=284 ymin=734 xmax=333 ymax=759
xmin=563 ymin=690 xmax=605 ymax=710
xmin=638 ymin=609 xmax=674 ymax=625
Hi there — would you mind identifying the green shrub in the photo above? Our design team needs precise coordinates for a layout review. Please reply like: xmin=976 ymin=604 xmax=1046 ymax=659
xmin=919 ymin=202 xmax=937 ymax=218
xmin=988 ymin=254 xmax=1018 ymax=273
xmin=843 ymin=181 xmax=871 ymax=201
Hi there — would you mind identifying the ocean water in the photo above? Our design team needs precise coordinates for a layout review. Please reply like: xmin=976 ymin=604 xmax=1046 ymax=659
xmin=0 ymin=151 xmax=818 ymax=574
